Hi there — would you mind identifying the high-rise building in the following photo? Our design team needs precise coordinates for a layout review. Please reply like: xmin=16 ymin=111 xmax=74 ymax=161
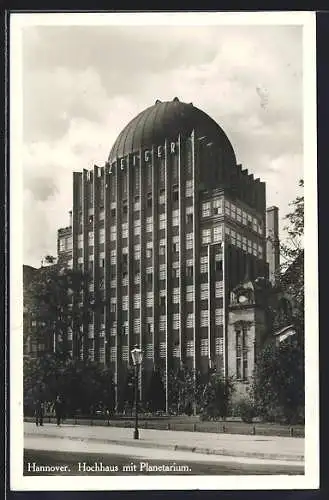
xmin=57 ymin=98 xmax=274 ymax=408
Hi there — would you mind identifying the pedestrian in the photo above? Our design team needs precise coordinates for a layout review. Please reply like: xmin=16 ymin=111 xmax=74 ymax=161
xmin=35 ymin=399 xmax=44 ymax=427
xmin=54 ymin=395 xmax=64 ymax=426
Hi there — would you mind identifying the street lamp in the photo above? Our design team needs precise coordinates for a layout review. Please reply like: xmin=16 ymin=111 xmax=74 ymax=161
xmin=131 ymin=345 xmax=143 ymax=440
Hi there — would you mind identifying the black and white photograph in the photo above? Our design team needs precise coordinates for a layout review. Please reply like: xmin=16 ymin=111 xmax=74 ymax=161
xmin=10 ymin=11 xmax=319 ymax=491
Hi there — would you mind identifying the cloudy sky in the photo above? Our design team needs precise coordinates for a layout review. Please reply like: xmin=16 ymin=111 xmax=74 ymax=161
xmin=21 ymin=21 xmax=303 ymax=268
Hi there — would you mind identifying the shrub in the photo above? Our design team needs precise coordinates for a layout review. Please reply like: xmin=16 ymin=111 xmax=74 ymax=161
xmin=237 ymin=399 xmax=256 ymax=423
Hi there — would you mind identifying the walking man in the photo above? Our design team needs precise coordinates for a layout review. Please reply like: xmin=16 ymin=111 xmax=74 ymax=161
xmin=35 ymin=399 xmax=44 ymax=427
xmin=54 ymin=395 xmax=63 ymax=426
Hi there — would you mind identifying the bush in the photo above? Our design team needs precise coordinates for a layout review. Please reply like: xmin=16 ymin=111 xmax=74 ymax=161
xmin=236 ymin=399 xmax=256 ymax=423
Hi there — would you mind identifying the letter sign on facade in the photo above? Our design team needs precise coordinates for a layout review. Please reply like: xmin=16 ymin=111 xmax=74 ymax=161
xmin=144 ymin=150 xmax=151 ymax=163
xmin=170 ymin=142 xmax=176 ymax=154
xmin=157 ymin=146 xmax=163 ymax=158
xmin=120 ymin=158 xmax=125 ymax=170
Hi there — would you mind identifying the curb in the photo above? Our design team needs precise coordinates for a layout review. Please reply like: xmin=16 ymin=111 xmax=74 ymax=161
xmin=24 ymin=431 xmax=304 ymax=463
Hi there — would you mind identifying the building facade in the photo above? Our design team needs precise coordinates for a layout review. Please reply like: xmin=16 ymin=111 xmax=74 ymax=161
xmin=57 ymin=98 xmax=278 ymax=408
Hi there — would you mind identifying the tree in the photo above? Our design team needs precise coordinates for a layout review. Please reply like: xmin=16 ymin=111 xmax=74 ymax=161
xmin=251 ymin=181 xmax=305 ymax=424
xmin=251 ymin=338 xmax=304 ymax=424
xmin=24 ymin=256 xmax=87 ymax=357
xmin=145 ymin=370 xmax=166 ymax=413
xmin=277 ymin=179 xmax=304 ymax=332
xmin=201 ymin=374 xmax=235 ymax=420
xmin=23 ymin=354 xmax=116 ymax=417
xmin=167 ymin=366 xmax=205 ymax=415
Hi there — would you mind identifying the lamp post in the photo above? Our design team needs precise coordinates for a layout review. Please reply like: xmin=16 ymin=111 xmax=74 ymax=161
xmin=131 ymin=345 xmax=143 ymax=440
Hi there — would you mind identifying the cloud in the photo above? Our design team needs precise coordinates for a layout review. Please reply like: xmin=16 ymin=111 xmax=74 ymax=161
xmin=21 ymin=23 xmax=304 ymax=267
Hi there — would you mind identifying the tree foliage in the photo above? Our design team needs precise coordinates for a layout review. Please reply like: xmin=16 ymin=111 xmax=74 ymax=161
xmin=200 ymin=374 xmax=235 ymax=420
xmin=24 ymin=353 xmax=116 ymax=416
xmin=251 ymin=338 xmax=304 ymax=424
xmin=145 ymin=370 xmax=166 ymax=412
xmin=24 ymin=257 xmax=87 ymax=355
xmin=167 ymin=366 xmax=205 ymax=415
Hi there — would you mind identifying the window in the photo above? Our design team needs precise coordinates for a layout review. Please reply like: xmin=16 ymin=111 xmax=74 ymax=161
xmin=99 ymin=228 xmax=105 ymax=243
xmin=134 ymin=244 xmax=141 ymax=260
xmin=159 ymin=342 xmax=166 ymax=358
xmin=185 ymin=180 xmax=193 ymax=197
xmin=146 ymin=343 xmax=153 ymax=359
xmin=215 ymin=281 xmax=223 ymax=297
xmin=159 ymin=161 xmax=165 ymax=183
xmin=236 ymin=207 xmax=242 ymax=223
xmin=200 ymin=283 xmax=208 ymax=300
xmin=110 ymin=347 xmax=116 ymax=362
xmin=122 ymin=346 xmax=129 ymax=361
xmin=122 ymin=222 xmax=128 ymax=239
xmin=213 ymin=225 xmax=222 ymax=242
xmin=200 ymin=255 xmax=208 ymax=273
xmin=172 ymin=260 xmax=179 ymax=279
xmin=186 ymin=313 xmax=194 ymax=328
xmin=122 ymin=200 xmax=128 ymax=215
xmin=111 ymin=207 xmax=116 ymax=218
xmin=133 ymin=318 xmax=140 ymax=334
xmin=215 ymin=308 xmax=223 ymax=325
xmin=172 ymin=209 xmax=179 ymax=226
xmin=159 ymin=238 xmax=166 ymax=255
xmin=146 ymin=216 xmax=153 ymax=232
xmin=122 ymin=321 xmax=128 ymax=335
xmin=172 ymin=313 xmax=180 ymax=330
xmin=186 ymin=340 xmax=194 ymax=357
xmin=159 ymin=213 xmax=166 ymax=230
xmin=186 ymin=206 xmax=193 ymax=225
xmin=159 ymin=315 xmax=166 ymax=331
xmin=202 ymin=202 xmax=211 ymax=218
xmin=110 ymin=249 xmax=116 ymax=264
xmin=147 ymin=193 xmax=152 ymax=208
xmin=110 ymin=226 xmax=116 ymax=241
xmin=186 ymin=232 xmax=193 ymax=250
xmin=159 ymin=189 xmax=166 ymax=205
xmin=215 ymin=336 xmax=224 ymax=355
xmin=200 ymin=309 xmax=208 ymax=327
xmin=173 ymin=345 xmax=180 ymax=358
xmin=110 ymin=300 xmax=116 ymax=313
xmin=186 ymin=260 xmax=193 ymax=278
xmin=134 ymin=166 xmax=140 ymax=193
xmin=172 ymin=235 xmax=179 ymax=253
xmin=146 ymin=248 xmax=153 ymax=259
xmin=236 ymin=329 xmax=242 ymax=379
xmin=159 ymin=264 xmax=166 ymax=280
xmin=230 ymin=203 xmax=237 ymax=220
xmin=134 ymin=196 xmax=140 ymax=211
xmin=88 ymin=231 xmax=94 ymax=246
xmin=172 ymin=185 xmax=179 ymax=202
xmin=242 ymin=211 xmax=247 ymax=226
xmin=122 ymin=295 xmax=128 ymax=310
xmin=202 ymin=228 xmax=211 ymax=244
xmin=225 ymin=200 xmax=230 ymax=215
xmin=186 ymin=285 xmax=194 ymax=302
xmin=213 ymin=198 xmax=223 ymax=215
xmin=146 ymin=292 xmax=153 ymax=307
xmin=147 ymin=318 xmax=153 ymax=334
xmin=172 ymin=288 xmax=179 ymax=303
xmin=200 ymin=338 xmax=209 ymax=356
xmin=147 ymin=164 xmax=152 ymax=185
xmin=134 ymin=272 xmax=140 ymax=284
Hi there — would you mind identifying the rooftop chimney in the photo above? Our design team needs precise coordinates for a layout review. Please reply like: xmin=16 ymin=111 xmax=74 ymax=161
xmin=266 ymin=206 xmax=280 ymax=284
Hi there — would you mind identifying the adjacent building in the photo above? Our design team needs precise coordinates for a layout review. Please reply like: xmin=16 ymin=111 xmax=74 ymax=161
xmin=55 ymin=98 xmax=281 ymax=407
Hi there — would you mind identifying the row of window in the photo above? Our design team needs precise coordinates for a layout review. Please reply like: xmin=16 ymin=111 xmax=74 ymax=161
xmin=85 ymin=306 xmax=224 ymax=332
xmin=201 ymin=198 xmax=263 ymax=235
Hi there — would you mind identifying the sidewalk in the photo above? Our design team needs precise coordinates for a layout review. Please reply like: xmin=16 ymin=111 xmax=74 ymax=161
xmin=24 ymin=422 xmax=304 ymax=462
